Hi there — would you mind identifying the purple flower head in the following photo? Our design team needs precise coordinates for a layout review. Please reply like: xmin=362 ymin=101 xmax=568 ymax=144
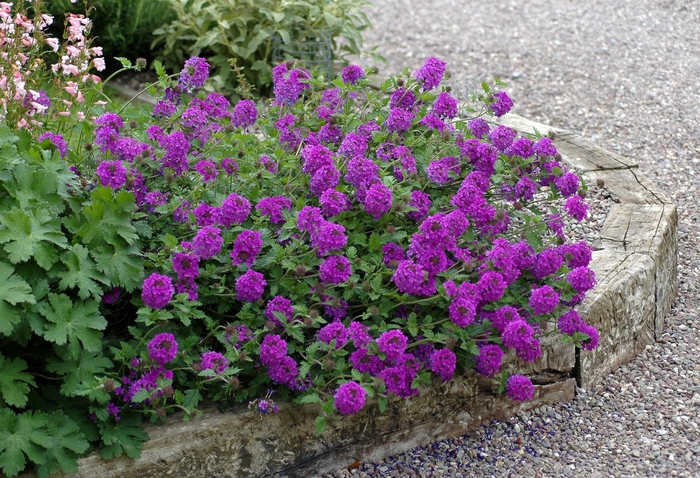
xmin=558 ymin=310 xmax=586 ymax=335
xmin=319 ymin=255 xmax=352 ymax=284
xmin=264 ymin=296 xmax=295 ymax=325
xmin=432 ymin=92 xmax=458 ymax=118
xmin=301 ymin=144 xmax=333 ymax=175
xmin=273 ymin=65 xmax=311 ymax=105
xmin=297 ymin=206 xmax=325 ymax=234
xmin=267 ymin=355 xmax=298 ymax=387
xmin=318 ymin=322 xmax=349 ymax=349
xmin=564 ymin=195 xmax=590 ymax=221
xmin=475 ymin=344 xmax=504 ymax=378
xmin=142 ymin=273 xmax=174 ymax=309
xmin=179 ymin=57 xmax=210 ymax=91
xmin=448 ymin=296 xmax=477 ymax=327
xmin=310 ymin=165 xmax=340 ymax=196
xmin=201 ymin=351 xmax=228 ymax=373
xmin=414 ymin=57 xmax=446 ymax=90
xmin=259 ymin=334 xmax=287 ymax=366
xmin=219 ymin=193 xmax=251 ymax=227
xmin=568 ymin=266 xmax=597 ymax=294
xmin=390 ymin=88 xmax=417 ymax=110
xmin=554 ymin=172 xmax=580 ymax=197
xmin=323 ymin=296 xmax=348 ymax=321
xmin=468 ymin=118 xmax=490 ymax=138
xmin=478 ymin=271 xmax=507 ymax=302
xmin=376 ymin=329 xmax=408 ymax=363
xmin=153 ymin=99 xmax=176 ymax=118
xmin=382 ymin=243 xmax=406 ymax=268
xmin=426 ymin=155 xmax=460 ymax=185
xmin=95 ymin=112 xmax=124 ymax=131
xmin=232 ymin=99 xmax=258 ymax=129
xmin=515 ymin=176 xmax=538 ymax=201
xmin=363 ymin=183 xmax=392 ymax=219
xmin=103 ymin=287 xmax=121 ymax=305
xmin=256 ymin=196 xmax=292 ymax=224
xmin=506 ymin=374 xmax=534 ymax=401
xmin=393 ymin=260 xmax=433 ymax=296
xmin=310 ymin=221 xmax=347 ymax=256
xmin=579 ymin=324 xmax=600 ymax=351
xmin=502 ymin=319 xmax=535 ymax=351
xmin=488 ymin=125 xmax=517 ymax=152
xmin=318 ymin=123 xmax=342 ymax=144
xmin=319 ymin=190 xmax=351 ymax=217
xmin=505 ymin=137 xmax=534 ymax=159
xmin=350 ymin=348 xmax=384 ymax=375
xmin=562 ymin=241 xmax=593 ymax=268
xmin=172 ymin=252 xmax=200 ymax=280
xmin=176 ymin=277 xmax=198 ymax=301
xmin=231 ymin=230 xmax=263 ymax=267
xmin=221 ymin=157 xmax=240 ymax=175
xmin=192 ymin=225 xmax=223 ymax=260
xmin=491 ymin=305 xmax=521 ymax=333
xmin=338 ymin=132 xmax=368 ymax=159
xmin=348 ymin=321 xmax=372 ymax=347
xmin=341 ymin=64 xmax=365 ymax=84
xmin=407 ymin=190 xmax=431 ymax=221
xmin=385 ymin=107 xmax=415 ymax=133
xmin=345 ymin=157 xmax=380 ymax=188
xmin=529 ymin=285 xmax=560 ymax=315
xmin=96 ymin=160 xmax=127 ymax=189
xmin=379 ymin=365 xmax=418 ymax=397
xmin=534 ymin=247 xmax=564 ymax=280
xmin=489 ymin=91 xmax=514 ymax=117
xmin=148 ymin=333 xmax=178 ymax=364
xmin=534 ymin=137 xmax=558 ymax=157
xmin=192 ymin=203 xmax=220 ymax=228
xmin=420 ymin=113 xmax=447 ymax=133
xmin=38 ymin=132 xmax=68 ymax=158
xmin=357 ymin=120 xmax=381 ymax=139
xmin=235 ymin=269 xmax=267 ymax=302
xmin=334 ymin=381 xmax=366 ymax=415
xmin=195 ymin=160 xmax=218 ymax=183
xmin=430 ymin=348 xmax=457 ymax=381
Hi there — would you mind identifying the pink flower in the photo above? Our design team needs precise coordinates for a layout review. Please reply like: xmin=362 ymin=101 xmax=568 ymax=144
xmin=93 ymin=58 xmax=106 ymax=71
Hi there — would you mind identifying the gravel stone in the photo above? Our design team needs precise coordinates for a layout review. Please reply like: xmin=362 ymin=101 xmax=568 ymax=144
xmin=320 ymin=1 xmax=700 ymax=477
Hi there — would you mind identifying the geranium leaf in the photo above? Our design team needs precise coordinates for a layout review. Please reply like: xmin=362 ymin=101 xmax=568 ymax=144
xmin=56 ymin=244 xmax=109 ymax=300
xmin=0 ymin=261 xmax=35 ymax=336
xmin=98 ymin=412 xmax=149 ymax=460
xmin=0 ymin=207 xmax=67 ymax=269
xmin=0 ymin=353 xmax=36 ymax=408
xmin=33 ymin=411 xmax=89 ymax=478
xmin=0 ymin=409 xmax=51 ymax=478
xmin=40 ymin=294 xmax=107 ymax=359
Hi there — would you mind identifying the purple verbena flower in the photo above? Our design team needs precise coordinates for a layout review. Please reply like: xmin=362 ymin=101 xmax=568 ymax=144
xmin=489 ymin=91 xmax=514 ymax=117
xmin=341 ymin=65 xmax=365 ymax=84
xmin=142 ymin=273 xmax=174 ymax=309
xmin=318 ymin=322 xmax=349 ymax=349
xmin=529 ymin=285 xmax=560 ymax=315
xmin=414 ymin=57 xmax=446 ymax=90
xmin=201 ymin=351 xmax=228 ymax=373
xmin=475 ymin=344 xmax=504 ymax=378
xmin=192 ymin=225 xmax=224 ymax=259
xmin=231 ymin=230 xmax=263 ymax=267
xmin=232 ymin=99 xmax=257 ymax=129
xmin=319 ymin=255 xmax=352 ymax=284
xmin=430 ymin=348 xmax=456 ymax=381
xmin=179 ymin=57 xmax=210 ymax=91
xmin=148 ymin=333 xmax=178 ymax=364
xmin=264 ymin=296 xmax=295 ymax=326
xmin=235 ymin=269 xmax=266 ymax=302
xmin=506 ymin=374 xmax=534 ymax=401
xmin=334 ymin=381 xmax=366 ymax=415
xmin=96 ymin=160 xmax=127 ymax=189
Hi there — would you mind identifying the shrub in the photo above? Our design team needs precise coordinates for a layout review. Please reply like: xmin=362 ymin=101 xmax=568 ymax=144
xmin=150 ymin=0 xmax=377 ymax=97
xmin=0 ymin=52 xmax=601 ymax=476
xmin=43 ymin=0 xmax=175 ymax=74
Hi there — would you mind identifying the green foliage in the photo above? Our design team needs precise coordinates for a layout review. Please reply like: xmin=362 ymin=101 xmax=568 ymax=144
xmin=43 ymin=0 xmax=176 ymax=74
xmin=151 ymin=0 xmax=377 ymax=96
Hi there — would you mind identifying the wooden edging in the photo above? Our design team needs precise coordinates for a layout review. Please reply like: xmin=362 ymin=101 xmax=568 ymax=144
xmin=32 ymin=115 xmax=677 ymax=478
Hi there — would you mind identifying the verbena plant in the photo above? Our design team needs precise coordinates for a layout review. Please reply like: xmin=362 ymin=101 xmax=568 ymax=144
xmin=150 ymin=0 xmax=378 ymax=97
xmin=0 ymin=14 xmax=600 ymax=474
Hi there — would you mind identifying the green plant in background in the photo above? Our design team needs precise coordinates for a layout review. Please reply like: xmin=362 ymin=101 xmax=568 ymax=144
xmin=151 ymin=0 xmax=380 ymax=97
xmin=43 ymin=0 xmax=175 ymax=74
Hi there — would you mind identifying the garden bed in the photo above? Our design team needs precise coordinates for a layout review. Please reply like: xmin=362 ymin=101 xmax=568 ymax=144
xmin=28 ymin=114 xmax=677 ymax=478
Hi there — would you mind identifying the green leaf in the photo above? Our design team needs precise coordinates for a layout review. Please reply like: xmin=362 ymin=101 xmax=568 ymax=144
xmin=115 ymin=57 xmax=132 ymax=68
xmin=0 ymin=261 xmax=35 ymax=336
xmin=57 ymin=244 xmax=109 ymax=300
xmin=182 ymin=388 xmax=202 ymax=411
xmin=0 ymin=409 xmax=51 ymax=478
xmin=98 ymin=412 xmax=149 ymax=460
xmin=77 ymin=187 xmax=139 ymax=246
xmin=378 ymin=395 xmax=387 ymax=414
xmin=295 ymin=392 xmax=320 ymax=404
xmin=46 ymin=350 xmax=113 ymax=400
xmin=33 ymin=411 xmax=89 ymax=478
xmin=315 ymin=416 xmax=328 ymax=435
xmin=91 ymin=243 xmax=144 ymax=291
xmin=0 ymin=207 xmax=67 ymax=269
xmin=0 ymin=353 xmax=36 ymax=407
xmin=40 ymin=294 xmax=107 ymax=359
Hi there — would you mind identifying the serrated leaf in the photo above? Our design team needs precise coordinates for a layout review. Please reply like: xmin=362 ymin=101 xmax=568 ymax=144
xmin=0 ymin=261 xmax=35 ymax=336
xmin=0 ymin=409 xmax=51 ymax=478
xmin=183 ymin=388 xmax=201 ymax=411
xmin=41 ymin=294 xmax=107 ymax=359
xmin=91 ymin=243 xmax=144 ymax=291
xmin=295 ymin=392 xmax=320 ymax=404
xmin=0 ymin=207 xmax=67 ymax=269
xmin=77 ymin=187 xmax=139 ymax=246
xmin=378 ymin=396 xmax=387 ymax=414
xmin=98 ymin=412 xmax=149 ymax=459
xmin=315 ymin=416 xmax=328 ymax=435
xmin=33 ymin=411 xmax=89 ymax=478
xmin=0 ymin=353 xmax=36 ymax=407
xmin=46 ymin=350 xmax=113 ymax=399
xmin=57 ymin=244 xmax=109 ymax=300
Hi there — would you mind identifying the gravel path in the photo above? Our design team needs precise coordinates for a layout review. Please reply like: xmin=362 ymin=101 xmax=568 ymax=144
xmin=323 ymin=1 xmax=700 ymax=476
